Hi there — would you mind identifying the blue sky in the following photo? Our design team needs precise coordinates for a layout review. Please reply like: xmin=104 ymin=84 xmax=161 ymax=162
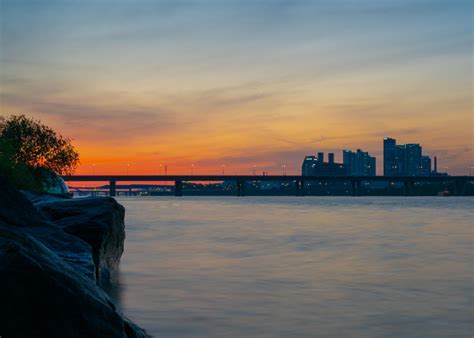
xmin=1 ymin=0 xmax=472 ymax=174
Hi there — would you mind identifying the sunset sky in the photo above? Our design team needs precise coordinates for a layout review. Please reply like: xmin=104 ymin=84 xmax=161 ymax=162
xmin=1 ymin=0 xmax=472 ymax=175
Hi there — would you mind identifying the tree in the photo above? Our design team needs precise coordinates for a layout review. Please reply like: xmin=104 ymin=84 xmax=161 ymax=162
xmin=0 ymin=138 xmax=43 ymax=191
xmin=0 ymin=115 xmax=80 ymax=176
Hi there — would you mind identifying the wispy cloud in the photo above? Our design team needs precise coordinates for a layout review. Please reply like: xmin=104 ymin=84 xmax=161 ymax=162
xmin=1 ymin=0 xmax=472 ymax=174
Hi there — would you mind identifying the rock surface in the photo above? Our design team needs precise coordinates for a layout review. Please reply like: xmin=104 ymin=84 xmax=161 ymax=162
xmin=2 ymin=181 xmax=95 ymax=280
xmin=0 ymin=175 xmax=45 ymax=227
xmin=0 ymin=177 xmax=150 ymax=338
xmin=25 ymin=191 xmax=125 ymax=288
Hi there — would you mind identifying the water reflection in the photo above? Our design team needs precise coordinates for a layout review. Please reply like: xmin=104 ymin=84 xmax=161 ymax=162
xmin=116 ymin=197 xmax=473 ymax=337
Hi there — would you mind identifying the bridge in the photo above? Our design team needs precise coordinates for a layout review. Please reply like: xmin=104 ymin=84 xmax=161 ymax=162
xmin=62 ymin=175 xmax=472 ymax=197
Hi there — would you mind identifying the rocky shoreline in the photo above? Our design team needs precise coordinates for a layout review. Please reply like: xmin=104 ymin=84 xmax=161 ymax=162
xmin=0 ymin=177 xmax=151 ymax=338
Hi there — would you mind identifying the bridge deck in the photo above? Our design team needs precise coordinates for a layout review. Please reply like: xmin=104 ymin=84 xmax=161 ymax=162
xmin=63 ymin=175 xmax=472 ymax=197
xmin=62 ymin=175 xmax=471 ymax=182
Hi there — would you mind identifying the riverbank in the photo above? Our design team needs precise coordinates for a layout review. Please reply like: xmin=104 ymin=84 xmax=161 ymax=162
xmin=0 ymin=177 xmax=150 ymax=338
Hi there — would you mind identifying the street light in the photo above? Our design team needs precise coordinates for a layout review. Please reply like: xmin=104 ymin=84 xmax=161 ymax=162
xmin=252 ymin=165 xmax=256 ymax=176
xmin=221 ymin=164 xmax=225 ymax=175
xmin=191 ymin=164 xmax=195 ymax=175
xmin=127 ymin=163 xmax=130 ymax=175
xmin=282 ymin=164 xmax=286 ymax=176
xmin=92 ymin=163 xmax=96 ymax=176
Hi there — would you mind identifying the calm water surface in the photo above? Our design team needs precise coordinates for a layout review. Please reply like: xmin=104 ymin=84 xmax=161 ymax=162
xmin=115 ymin=197 xmax=473 ymax=337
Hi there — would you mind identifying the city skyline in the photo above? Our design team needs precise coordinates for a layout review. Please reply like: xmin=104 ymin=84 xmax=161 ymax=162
xmin=54 ymin=136 xmax=449 ymax=177
xmin=1 ymin=1 xmax=472 ymax=175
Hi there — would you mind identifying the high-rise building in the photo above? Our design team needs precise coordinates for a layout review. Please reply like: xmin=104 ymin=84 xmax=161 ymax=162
xmin=383 ymin=137 xmax=434 ymax=176
xmin=343 ymin=150 xmax=354 ymax=174
xmin=394 ymin=145 xmax=406 ymax=175
xmin=421 ymin=155 xmax=432 ymax=176
xmin=302 ymin=156 xmax=317 ymax=176
xmin=383 ymin=138 xmax=397 ymax=176
xmin=343 ymin=149 xmax=376 ymax=176
xmin=405 ymin=144 xmax=422 ymax=176
xmin=301 ymin=152 xmax=346 ymax=176
xmin=328 ymin=153 xmax=334 ymax=164
xmin=368 ymin=156 xmax=376 ymax=177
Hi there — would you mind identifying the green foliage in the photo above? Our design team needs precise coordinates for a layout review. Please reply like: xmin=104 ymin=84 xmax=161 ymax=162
xmin=0 ymin=114 xmax=79 ymax=176
xmin=0 ymin=138 xmax=43 ymax=191
xmin=0 ymin=114 xmax=80 ymax=191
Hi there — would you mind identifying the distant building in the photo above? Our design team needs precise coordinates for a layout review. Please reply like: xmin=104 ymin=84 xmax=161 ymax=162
xmin=343 ymin=149 xmax=376 ymax=176
xmin=302 ymin=152 xmax=346 ymax=176
xmin=405 ymin=144 xmax=422 ymax=176
xmin=420 ymin=155 xmax=432 ymax=176
xmin=383 ymin=137 xmax=434 ymax=176
xmin=394 ymin=145 xmax=406 ymax=175
xmin=383 ymin=137 xmax=397 ymax=176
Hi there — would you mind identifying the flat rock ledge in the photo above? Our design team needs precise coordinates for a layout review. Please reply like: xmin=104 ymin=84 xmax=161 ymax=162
xmin=24 ymin=191 xmax=126 ymax=289
xmin=0 ymin=177 xmax=151 ymax=338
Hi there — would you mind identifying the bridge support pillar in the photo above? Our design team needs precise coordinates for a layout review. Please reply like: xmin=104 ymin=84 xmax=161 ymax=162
xmin=453 ymin=180 xmax=464 ymax=196
xmin=237 ymin=181 xmax=245 ymax=197
xmin=175 ymin=180 xmax=183 ymax=197
xmin=404 ymin=181 xmax=414 ymax=196
xmin=351 ymin=180 xmax=360 ymax=196
xmin=461 ymin=180 xmax=469 ymax=196
xmin=109 ymin=181 xmax=116 ymax=197
xmin=295 ymin=180 xmax=305 ymax=196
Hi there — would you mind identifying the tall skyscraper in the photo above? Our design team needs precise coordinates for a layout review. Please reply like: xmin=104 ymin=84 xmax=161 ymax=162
xmin=343 ymin=150 xmax=354 ymax=174
xmin=421 ymin=155 xmax=432 ymax=176
xmin=394 ymin=145 xmax=406 ymax=175
xmin=368 ymin=156 xmax=376 ymax=177
xmin=343 ymin=149 xmax=376 ymax=176
xmin=405 ymin=144 xmax=422 ymax=176
xmin=383 ymin=138 xmax=434 ymax=176
xmin=328 ymin=153 xmax=334 ymax=164
xmin=301 ymin=156 xmax=316 ymax=176
xmin=383 ymin=138 xmax=397 ymax=176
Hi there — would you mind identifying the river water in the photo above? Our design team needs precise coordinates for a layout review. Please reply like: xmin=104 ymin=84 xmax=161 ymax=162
xmin=115 ymin=197 xmax=473 ymax=337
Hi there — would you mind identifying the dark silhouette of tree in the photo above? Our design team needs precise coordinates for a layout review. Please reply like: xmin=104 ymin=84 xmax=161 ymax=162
xmin=0 ymin=114 xmax=79 ymax=175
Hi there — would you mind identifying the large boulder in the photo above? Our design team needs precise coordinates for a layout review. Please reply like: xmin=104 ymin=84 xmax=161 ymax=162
xmin=26 ymin=194 xmax=126 ymax=288
xmin=0 ymin=177 xmax=150 ymax=337
xmin=0 ymin=178 xmax=95 ymax=279
xmin=0 ymin=176 xmax=45 ymax=227
xmin=0 ymin=222 xmax=149 ymax=338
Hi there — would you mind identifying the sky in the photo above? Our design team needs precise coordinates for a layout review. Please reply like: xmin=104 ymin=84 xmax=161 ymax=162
xmin=1 ymin=0 xmax=472 ymax=175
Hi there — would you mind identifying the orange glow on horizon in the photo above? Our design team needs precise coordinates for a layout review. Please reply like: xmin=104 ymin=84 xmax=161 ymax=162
xmin=1 ymin=2 xmax=471 ymax=176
